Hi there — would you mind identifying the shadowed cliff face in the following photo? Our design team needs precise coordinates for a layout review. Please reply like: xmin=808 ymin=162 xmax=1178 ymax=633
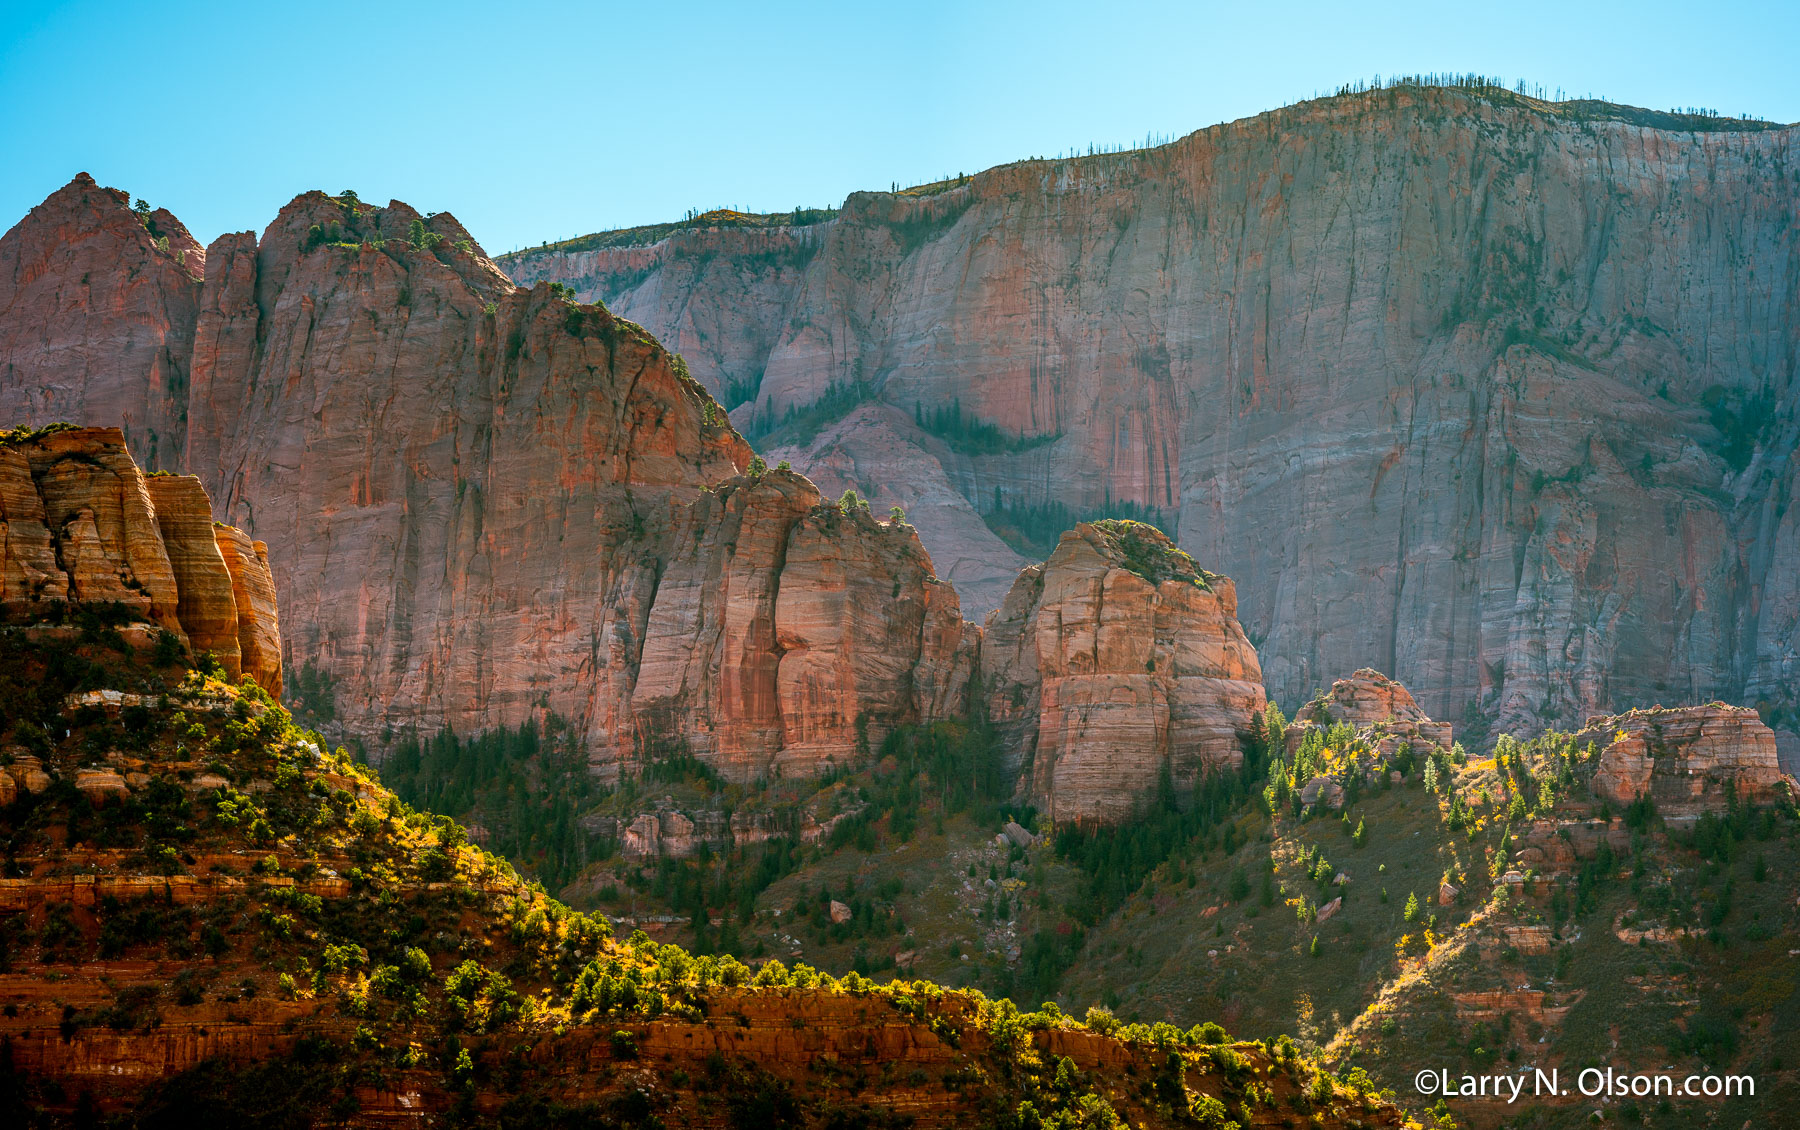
xmin=502 ymin=87 xmax=1800 ymax=739
xmin=0 ymin=180 xmax=988 ymax=781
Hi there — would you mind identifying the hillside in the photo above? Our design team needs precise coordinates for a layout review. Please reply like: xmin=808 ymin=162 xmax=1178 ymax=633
xmin=498 ymin=81 xmax=1800 ymax=748
xmin=0 ymin=433 xmax=1403 ymax=1128
xmin=417 ymin=669 xmax=1800 ymax=1128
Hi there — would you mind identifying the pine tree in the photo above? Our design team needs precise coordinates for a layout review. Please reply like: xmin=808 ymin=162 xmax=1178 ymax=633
xmin=1403 ymin=891 xmax=1421 ymax=922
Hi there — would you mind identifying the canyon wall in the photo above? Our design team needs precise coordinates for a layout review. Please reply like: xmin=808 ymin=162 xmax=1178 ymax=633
xmin=630 ymin=467 xmax=974 ymax=783
xmin=0 ymin=178 xmax=977 ymax=779
xmin=502 ymin=88 xmax=1800 ymax=743
xmin=0 ymin=425 xmax=280 ymax=693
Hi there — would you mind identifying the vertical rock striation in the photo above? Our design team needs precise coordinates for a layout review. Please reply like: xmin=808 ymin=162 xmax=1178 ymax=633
xmin=0 ymin=175 xmax=201 ymax=469
xmin=145 ymin=472 xmax=243 ymax=673
xmin=214 ymin=525 xmax=284 ymax=699
xmin=0 ymin=425 xmax=280 ymax=693
xmin=633 ymin=469 xmax=973 ymax=782
xmin=0 ymin=182 xmax=978 ymax=778
xmin=500 ymin=87 xmax=1800 ymax=741
xmin=980 ymin=521 xmax=1265 ymax=823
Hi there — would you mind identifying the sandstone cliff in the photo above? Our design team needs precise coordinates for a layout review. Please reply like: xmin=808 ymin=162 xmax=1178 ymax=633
xmin=1285 ymin=667 xmax=1454 ymax=757
xmin=0 ymin=179 xmax=989 ymax=782
xmin=0 ymin=424 xmax=279 ymax=693
xmin=1572 ymin=702 xmax=1790 ymax=812
xmin=0 ymin=174 xmax=202 ymax=471
xmin=631 ymin=468 xmax=973 ymax=782
xmin=501 ymin=86 xmax=1800 ymax=744
xmin=980 ymin=520 xmax=1264 ymax=823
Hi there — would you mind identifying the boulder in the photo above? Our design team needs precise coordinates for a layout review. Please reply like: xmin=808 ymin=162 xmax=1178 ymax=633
xmin=1002 ymin=820 xmax=1038 ymax=848
xmin=1299 ymin=776 xmax=1345 ymax=810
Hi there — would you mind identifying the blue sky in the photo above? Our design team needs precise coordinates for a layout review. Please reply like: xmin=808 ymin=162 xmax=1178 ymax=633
xmin=3 ymin=0 xmax=1795 ymax=255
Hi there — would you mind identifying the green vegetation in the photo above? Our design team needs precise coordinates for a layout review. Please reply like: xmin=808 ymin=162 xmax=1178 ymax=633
xmin=914 ymin=399 xmax=1059 ymax=456
xmin=1701 ymin=383 xmax=1780 ymax=473
xmin=382 ymin=717 xmax=606 ymax=893
xmin=1087 ymin=519 xmax=1211 ymax=587
xmin=1319 ymin=72 xmax=1782 ymax=131
xmin=743 ymin=380 xmax=869 ymax=446
xmin=286 ymin=659 xmax=338 ymax=727
xmin=504 ymin=206 xmax=839 ymax=259
xmin=982 ymin=495 xmax=1174 ymax=560
xmin=0 ymin=421 xmax=81 ymax=447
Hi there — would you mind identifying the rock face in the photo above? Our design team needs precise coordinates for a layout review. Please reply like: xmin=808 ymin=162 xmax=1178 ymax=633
xmin=0 ymin=175 xmax=984 ymax=778
xmin=500 ymin=87 xmax=1800 ymax=742
xmin=1286 ymin=668 xmax=1453 ymax=756
xmin=213 ymin=525 xmax=283 ymax=699
xmin=145 ymin=472 xmax=243 ymax=673
xmin=632 ymin=469 xmax=973 ymax=782
xmin=0 ymin=174 xmax=202 ymax=469
xmin=980 ymin=521 xmax=1265 ymax=823
xmin=1573 ymin=703 xmax=1789 ymax=812
xmin=0 ymin=179 xmax=984 ymax=777
xmin=0 ymin=426 xmax=280 ymax=693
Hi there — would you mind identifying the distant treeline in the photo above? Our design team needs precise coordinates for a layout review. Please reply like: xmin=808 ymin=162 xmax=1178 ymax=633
xmin=915 ymin=399 xmax=1059 ymax=457
xmin=982 ymin=493 xmax=1173 ymax=560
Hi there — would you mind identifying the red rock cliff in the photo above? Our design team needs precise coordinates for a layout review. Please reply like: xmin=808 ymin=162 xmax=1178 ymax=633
xmin=1573 ymin=703 xmax=1790 ymax=812
xmin=979 ymin=521 xmax=1264 ymax=823
xmin=0 ymin=174 xmax=201 ymax=469
xmin=0 ymin=425 xmax=279 ymax=693
xmin=0 ymin=182 xmax=988 ymax=778
xmin=501 ymin=88 xmax=1800 ymax=742
xmin=632 ymin=469 xmax=974 ymax=782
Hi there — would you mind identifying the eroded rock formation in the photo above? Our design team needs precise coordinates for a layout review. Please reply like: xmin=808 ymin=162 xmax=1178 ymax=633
xmin=1573 ymin=703 xmax=1789 ymax=812
xmin=1285 ymin=668 xmax=1454 ymax=757
xmin=632 ymin=469 xmax=973 ymax=781
xmin=0 ymin=178 xmax=989 ymax=779
xmin=980 ymin=521 xmax=1265 ymax=823
xmin=0 ymin=425 xmax=279 ymax=693
xmin=501 ymin=87 xmax=1800 ymax=744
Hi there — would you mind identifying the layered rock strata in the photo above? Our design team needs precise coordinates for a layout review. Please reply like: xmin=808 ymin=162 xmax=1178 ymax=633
xmin=0 ymin=425 xmax=279 ymax=693
xmin=0 ymin=177 xmax=988 ymax=779
xmin=980 ymin=521 xmax=1265 ymax=823
xmin=1572 ymin=703 xmax=1790 ymax=812
xmin=500 ymin=87 xmax=1800 ymax=743
xmin=1285 ymin=667 xmax=1454 ymax=756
